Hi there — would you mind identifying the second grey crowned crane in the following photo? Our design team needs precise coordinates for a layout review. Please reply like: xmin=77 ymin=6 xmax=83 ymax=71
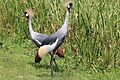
xmin=24 ymin=9 xmax=49 ymax=47
xmin=35 ymin=2 xmax=73 ymax=75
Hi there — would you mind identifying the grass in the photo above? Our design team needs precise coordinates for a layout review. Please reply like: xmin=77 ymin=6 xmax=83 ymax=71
xmin=0 ymin=42 xmax=120 ymax=80
xmin=0 ymin=0 xmax=120 ymax=80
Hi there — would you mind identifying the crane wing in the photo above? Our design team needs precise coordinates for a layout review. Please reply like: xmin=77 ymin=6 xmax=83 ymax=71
xmin=40 ymin=36 xmax=58 ymax=46
xmin=54 ymin=35 xmax=66 ymax=51
xmin=32 ymin=32 xmax=49 ymax=47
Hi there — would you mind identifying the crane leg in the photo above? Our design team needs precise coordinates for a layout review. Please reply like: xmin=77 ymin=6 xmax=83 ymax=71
xmin=50 ymin=51 xmax=59 ymax=75
xmin=50 ymin=52 xmax=54 ymax=76
xmin=53 ymin=57 xmax=58 ymax=70
xmin=50 ymin=52 xmax=58 ymax=69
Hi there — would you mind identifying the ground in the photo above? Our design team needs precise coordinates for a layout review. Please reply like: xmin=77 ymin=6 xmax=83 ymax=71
xmin=0 ymin=41 xmax=120 ymax=80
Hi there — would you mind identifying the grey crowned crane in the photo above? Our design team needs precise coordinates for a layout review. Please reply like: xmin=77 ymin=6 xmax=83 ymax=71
xmin=35 ymin=2 xmax=73 ymax=75
xmin=24 ymin=9 xmax=64 ymax=58
xmin=24 ymin=9 xmax=48 ymax=47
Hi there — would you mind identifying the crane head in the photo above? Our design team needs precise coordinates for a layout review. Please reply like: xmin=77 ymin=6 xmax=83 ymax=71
xmin=35 ymin=52 xmax=42 ymax=63
xmin=24 ymin=12 xmax=29 ymax=19
xmin=67 ymin=2 xmax=73 ymax=12
xmin=55 ymin=47 xmax=65 ymax=58
xmin=24 ymin=8 xmax=34 ymax=19
xmin=34 ymin=46 xmax=47 ymax=63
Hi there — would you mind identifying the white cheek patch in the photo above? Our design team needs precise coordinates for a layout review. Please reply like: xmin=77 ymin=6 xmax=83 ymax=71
xmin=67 ymin=5 xmax=70 ymax=8
xmin=26 ymin=13 xmax=29 ymax=16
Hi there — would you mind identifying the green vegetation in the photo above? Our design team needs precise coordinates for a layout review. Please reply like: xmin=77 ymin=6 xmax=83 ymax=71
xmin=0 ymin=0 xmax=120 ymax=80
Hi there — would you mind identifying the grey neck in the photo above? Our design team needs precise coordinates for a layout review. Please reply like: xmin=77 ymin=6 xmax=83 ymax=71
xmin=28 ymin=17 xmax=34 ymax=36
xmin=60 ymin=10 xmax=70 ymax=32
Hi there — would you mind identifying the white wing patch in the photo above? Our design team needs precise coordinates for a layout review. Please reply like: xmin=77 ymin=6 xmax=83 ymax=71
xmin=46 ymin=38 xmax=58 ymax=53
xmin=35 ymin=39 xmax=41 ymax=45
